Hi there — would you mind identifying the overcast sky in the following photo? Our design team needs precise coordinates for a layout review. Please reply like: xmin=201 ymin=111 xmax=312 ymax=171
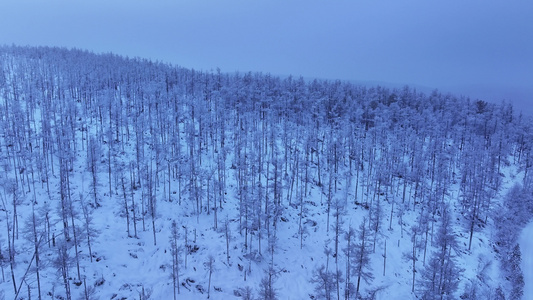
xmin=1 ymin=1 xmax=532 ymax=113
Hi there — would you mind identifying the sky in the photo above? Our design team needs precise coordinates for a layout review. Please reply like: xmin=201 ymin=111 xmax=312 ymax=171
xmin=1 ymin=0 xmax=532 ymax=114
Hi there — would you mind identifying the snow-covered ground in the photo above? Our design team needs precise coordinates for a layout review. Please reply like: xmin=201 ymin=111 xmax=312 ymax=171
xmin=520 ymin=221 xmax=533 ymax=300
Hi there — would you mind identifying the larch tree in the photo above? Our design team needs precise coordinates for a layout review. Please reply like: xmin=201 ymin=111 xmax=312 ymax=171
xmin=418 ymin=205 xmax=462 ymax=300
xmin=351 ymin=217 xmax=374 ymax=298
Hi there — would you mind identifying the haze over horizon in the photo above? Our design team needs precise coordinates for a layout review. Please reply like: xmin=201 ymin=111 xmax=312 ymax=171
xmin=1 ymin=1 xmax=532 ymax=114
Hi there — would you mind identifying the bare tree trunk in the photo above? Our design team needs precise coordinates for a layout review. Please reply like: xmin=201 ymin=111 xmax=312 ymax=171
xmin=59 ymin=245 xmax=71 ymax=300
xmin=130 ymin=163 xmax=138 ymax=238
xmin=122 ymin=177 xmax=131 ymax=237
xmin=383 ymin=240 xmax=387 ymax=276
xmin=32 ymin=206 xmax=42 ymax=300
xmin=225 ymin=219 xmax=231 ymax=265
xmin=69 ymin=198 xmax=81 ymax=282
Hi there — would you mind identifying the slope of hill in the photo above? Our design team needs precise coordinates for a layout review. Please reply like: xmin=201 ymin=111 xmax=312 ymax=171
xmin=0 ymin=45 xmax=532 ymax=300
xmin=520 ymin=222 xmax=533 ymax=300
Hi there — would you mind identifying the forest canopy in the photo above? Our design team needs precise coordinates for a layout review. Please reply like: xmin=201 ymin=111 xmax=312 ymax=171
xmin=0 ymin=45 xmax=532 ymax=300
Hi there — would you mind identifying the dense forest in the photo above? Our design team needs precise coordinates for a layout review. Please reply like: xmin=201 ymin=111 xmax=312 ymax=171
xmin=0 ymin=45 xmax=532 ymax=300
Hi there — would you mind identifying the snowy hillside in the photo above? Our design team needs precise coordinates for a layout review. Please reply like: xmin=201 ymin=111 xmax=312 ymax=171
xmin=0 ymin=45 xmax=532 ymax=300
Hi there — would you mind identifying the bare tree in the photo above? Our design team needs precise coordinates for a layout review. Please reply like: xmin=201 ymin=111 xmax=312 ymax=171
xmin=169 ymin=220 xmax=181 ymax=299
xmin=418 ymin=206 xmax=462 ymax=299
xmin=351 ymin=217 xmax=374 ymax=298
xmin=258 ymin=267 xmax=278 ymax=300
xmin=205 ymin=255 xmax=215 ymax=299
xmin=310 ymin=264 xmax=337 ymax=300
xmin=79 ymin=193 xmax=98 ymax=263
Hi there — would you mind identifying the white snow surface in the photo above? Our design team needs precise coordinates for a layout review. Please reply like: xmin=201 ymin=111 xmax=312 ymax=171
xmin=0 ymin=109 xmax=522 ymax=299
xmin=0 ymin=153 xmax=513 ymax=300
